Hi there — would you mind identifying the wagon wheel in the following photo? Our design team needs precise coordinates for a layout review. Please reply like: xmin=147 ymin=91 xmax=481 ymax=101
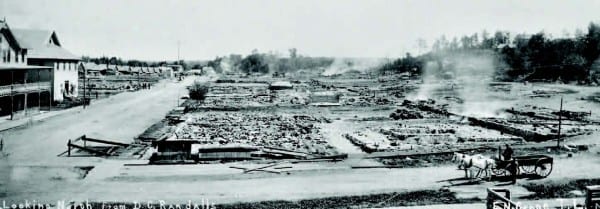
xmin=535 ymin=160 xmax=553 ymax=178
xmin=491 ymin=161 xmax=506 ymax=176
xmin=492 ymin=164 xmax=519 ymax=177
xmin=520 ymin=165 xmax=537 ymax=175
xmin=491 ymin=166 xmax=507 ymax=176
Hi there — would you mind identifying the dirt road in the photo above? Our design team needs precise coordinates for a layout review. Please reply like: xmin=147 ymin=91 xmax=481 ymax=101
xmin=0 ymin=77 xmax=195 ymax=200
xmin=3 ymin=151 xmax=598 ymax=205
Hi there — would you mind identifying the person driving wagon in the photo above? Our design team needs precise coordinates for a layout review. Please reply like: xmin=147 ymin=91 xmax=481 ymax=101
xmin=500 ymin=144 xmax=518 ymax=184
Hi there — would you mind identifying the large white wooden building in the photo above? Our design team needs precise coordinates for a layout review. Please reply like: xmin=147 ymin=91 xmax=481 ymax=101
xmin=12 ymin=28 xmax=80 ymax=102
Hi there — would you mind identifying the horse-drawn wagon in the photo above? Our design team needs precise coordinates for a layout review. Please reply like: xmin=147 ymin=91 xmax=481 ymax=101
xmin=491 ymin=154 xmax=553 ymax=178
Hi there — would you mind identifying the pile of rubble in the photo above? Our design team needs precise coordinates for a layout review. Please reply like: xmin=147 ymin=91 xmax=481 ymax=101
xmin=343 ymin=96 xmax=392 ymax=106
xmin=506 ymin=105 xmax=591 ymax=122
xmin=389 ymin=108 xmax=423 ymax=120
xmin=174 ymin=112 xmax=338 ymax=155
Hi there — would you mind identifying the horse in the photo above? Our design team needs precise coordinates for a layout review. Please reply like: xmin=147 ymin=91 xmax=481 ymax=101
xmin=452 ymin=152 xmax=495 ymax=180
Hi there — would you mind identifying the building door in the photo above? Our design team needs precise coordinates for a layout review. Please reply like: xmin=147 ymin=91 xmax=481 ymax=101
xmin=64 ymin=80 xmax=70 ymax=95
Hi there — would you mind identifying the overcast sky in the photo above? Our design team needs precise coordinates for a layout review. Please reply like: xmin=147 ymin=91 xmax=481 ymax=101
xmin=1 ymin=0 xmax=599 ymax=61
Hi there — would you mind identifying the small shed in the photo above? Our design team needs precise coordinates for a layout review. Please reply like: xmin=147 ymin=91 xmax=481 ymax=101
xmin=310 ymin=91 xmax=341 ymax=103
xmin=192 ymin=144 xmax=260 ymax=160
xmin=152 ymin=140 xmax=198 ymax=153
xmin=269 ymin=81 xmax=293 ymax=90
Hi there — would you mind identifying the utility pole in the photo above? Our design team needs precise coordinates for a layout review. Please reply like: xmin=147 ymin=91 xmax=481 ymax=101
xmin=37 ymin=70 xmax=40 ymax=112
xmin=87 ymin=78 xmax=91 ymax=100
xmin=83 ymin=69 xmax=86 ymax=109
xmin=10 ymin=70 xmax=13 ymax=120
xmin=557 ymin=97 xmax=563 ymax=148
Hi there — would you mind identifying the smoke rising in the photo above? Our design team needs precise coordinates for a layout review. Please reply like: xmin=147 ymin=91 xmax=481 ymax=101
xmin=322 ymin=58 xmax=387 ymax=76
xmin=411 ymin=61 xmax=440 ymax=100
xmin=411 ymin=50 xmax=512 ymax=118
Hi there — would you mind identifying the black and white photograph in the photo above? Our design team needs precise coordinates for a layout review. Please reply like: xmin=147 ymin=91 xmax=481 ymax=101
xmin=1 ymin=1 xmax=600 ymax=208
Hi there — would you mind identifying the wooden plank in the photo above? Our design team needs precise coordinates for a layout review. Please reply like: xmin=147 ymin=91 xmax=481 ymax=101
xmin=230 ymin=165 xmax=284 ymax=174
xmin=243 ymin=163 xmax=281 ymax=173
xmin=351 ymin=165 xmax=403 ymax=169
xmin=68 ymin=143 xmax=112 ymax=156
xmin=246 ymin=169 xmax=281 ymax=174
xmin=72 ymin=135 xmax=86 ymax=143
xmin=83 ymin=137 xmax=129 ymax=147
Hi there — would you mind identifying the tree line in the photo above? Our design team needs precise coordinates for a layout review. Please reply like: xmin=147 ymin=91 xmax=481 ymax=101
xmin=380 ymin=22 xmax=600 ymax=83
xmin=204 ymin=49 xmax=334 ymax=75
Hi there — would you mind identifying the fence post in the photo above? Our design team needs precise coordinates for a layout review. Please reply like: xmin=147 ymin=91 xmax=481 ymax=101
xmin=586 ymin=185 xmax=600 ymax=209
xmin=487 ymin=188 xmax=512 ymax=209
xmin=67 ymin=139 xmax=71 ymax=157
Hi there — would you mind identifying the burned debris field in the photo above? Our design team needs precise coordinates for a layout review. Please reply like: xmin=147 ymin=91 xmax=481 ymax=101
xmin=142 ymin=68 xmax=600 ymax=165
xmin=3 ymin=59 xmax=600 ymax=208
xmin=3 ymin=1 xmax=600 ymax=209
xmin=114 ymin=60 xmax=600 ymax=207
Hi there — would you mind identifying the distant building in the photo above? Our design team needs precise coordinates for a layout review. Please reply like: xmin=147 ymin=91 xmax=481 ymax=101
xmin=310 ymin=91 xmax=341 ymax=103
xmin=11 ymin=28 xmax=80 ymax=102
xmin=79 ymin=62 xmax=105 ymax=77
xmin=0 ymin=19 xmax=53 ymax=118
xmin=117 ymin=65 xmax=131 ymax=75
xmin=159 ymin=66 xmax=174 ymax=78
xmin=104 ymin=65 xmax=119 ymax=76
xmin=166 ymin=64 xmax=183 ymax=73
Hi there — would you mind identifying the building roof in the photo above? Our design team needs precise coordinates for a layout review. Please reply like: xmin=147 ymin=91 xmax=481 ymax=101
xmin=130 ymin=66 xmax=141 ymax=73
xmin=192 ymin=143 xmax=260 ymax=151
xmin=11 ymin=29 xmax=55 ymax=48
xmin=117 ymin=65 xmax=131 ymax=72
xmin=0 ymin=21 xmax=23 ymax=50
xmin=11 ymin=29 xmax=79 ymax=60
xmin=81 ymin=62 xmax=107 ymax=72
xmin=28 ymin=44 xmax=79 ymax=60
